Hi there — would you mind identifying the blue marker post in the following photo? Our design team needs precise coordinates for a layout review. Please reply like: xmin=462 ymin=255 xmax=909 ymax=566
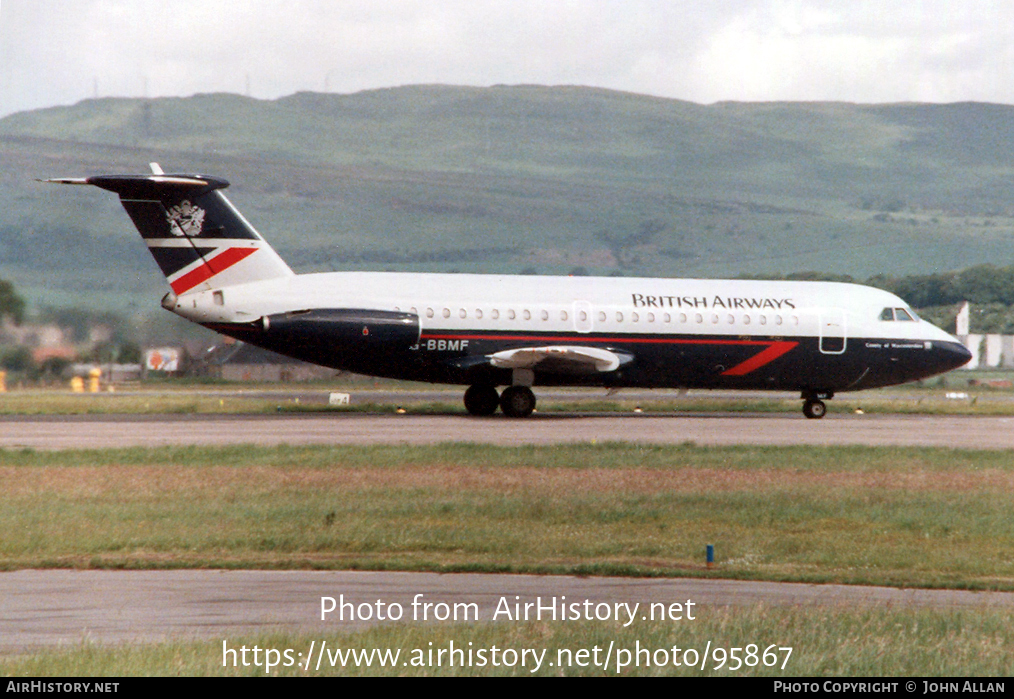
xmin=706 ymin=544 xmax=714 ymax=568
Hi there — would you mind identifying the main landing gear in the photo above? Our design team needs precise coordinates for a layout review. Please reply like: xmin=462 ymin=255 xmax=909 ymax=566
xmin=801 ymin=391 xmax=833 ymax=419
xmin=463 ymin=384 xmax=537 ymax=418
xmin=463 ymin=384 xmax=499 ymax=416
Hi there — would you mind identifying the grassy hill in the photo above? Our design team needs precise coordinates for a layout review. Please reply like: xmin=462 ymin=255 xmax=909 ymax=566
xmin=3 ymin=85 xmax=1014 ymax=323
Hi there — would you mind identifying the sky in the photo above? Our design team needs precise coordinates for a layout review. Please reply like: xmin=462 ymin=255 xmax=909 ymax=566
xmin=2 ymin=0 xmax=1014 ymax=117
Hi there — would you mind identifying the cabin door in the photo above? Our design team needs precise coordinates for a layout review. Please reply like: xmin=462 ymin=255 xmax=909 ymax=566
xmin=819 ymin=309 xmax=847 ymax=354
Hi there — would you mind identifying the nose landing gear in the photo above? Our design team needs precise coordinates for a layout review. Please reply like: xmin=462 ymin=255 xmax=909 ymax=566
xmin=802 ymin=399 xmax=826 ymax=419
xmin=801 ymin=391 xmax=832 ymax=419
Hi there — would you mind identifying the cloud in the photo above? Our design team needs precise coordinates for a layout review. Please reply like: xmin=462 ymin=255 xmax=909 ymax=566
xmin=687 ymin=1 xmax=1014 ymax=103
xmin=2 ymin=0 xmax=1014 ymax=117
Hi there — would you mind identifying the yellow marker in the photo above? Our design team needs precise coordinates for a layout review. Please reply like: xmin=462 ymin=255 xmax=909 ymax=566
xmin=88 ymin=367 xmax=101 ymax=393
xmin=70 ymin=376 xmax=84 ymax=393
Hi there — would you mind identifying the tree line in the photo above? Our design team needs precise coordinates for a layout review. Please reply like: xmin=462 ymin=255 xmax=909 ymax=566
xmin=749 ymin=266 xmax=1014 ymax=309
xmin=866 ymin=265 xmax=1014 ymax=308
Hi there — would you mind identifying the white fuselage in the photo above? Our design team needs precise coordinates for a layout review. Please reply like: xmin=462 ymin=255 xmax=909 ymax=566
xmin=172 ymin=271 xmax=960 ymax=348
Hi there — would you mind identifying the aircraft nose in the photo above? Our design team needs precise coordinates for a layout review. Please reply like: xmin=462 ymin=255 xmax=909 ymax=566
xmin=935 ymin=340 xmax=973 ymax=373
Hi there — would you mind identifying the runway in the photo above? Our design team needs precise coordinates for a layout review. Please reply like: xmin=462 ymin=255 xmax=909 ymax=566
xmin=2 ymin=412 xmax=1014 ymax=449
xmin=5 ymin=569 xmax=1014 ymax=650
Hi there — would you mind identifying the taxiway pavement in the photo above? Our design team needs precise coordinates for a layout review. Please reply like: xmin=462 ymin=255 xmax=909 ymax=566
xmin=5 ymin=569 xmax=1014 ymax=650
xmin=1 ymin=412 xmax=1014 ymax=449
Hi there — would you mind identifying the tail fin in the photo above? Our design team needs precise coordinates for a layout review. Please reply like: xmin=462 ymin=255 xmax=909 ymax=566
xmin=44 ymin=164 xmax=292 ymax=294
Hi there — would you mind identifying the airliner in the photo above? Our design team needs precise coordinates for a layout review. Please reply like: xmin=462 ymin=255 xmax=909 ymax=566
xmin=45 ymin=165 xmax=972 ymax=418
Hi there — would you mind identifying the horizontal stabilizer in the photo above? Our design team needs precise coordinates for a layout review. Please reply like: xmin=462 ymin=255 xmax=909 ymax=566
xmin=489 ymin=345 xmax=633 ymax=373
xmin=39 ymin=177 xmax=90 ymax=185
xmin=42 ymin=173 xmax=224 ymax=197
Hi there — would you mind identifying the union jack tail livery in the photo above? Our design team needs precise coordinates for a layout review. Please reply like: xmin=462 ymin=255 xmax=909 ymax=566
xmin=44 ymin=163 xmax=292 ymax=296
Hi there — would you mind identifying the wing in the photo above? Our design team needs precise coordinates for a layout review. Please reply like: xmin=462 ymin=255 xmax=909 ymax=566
xmin=488 ymin=345 xmax=634 ymax=374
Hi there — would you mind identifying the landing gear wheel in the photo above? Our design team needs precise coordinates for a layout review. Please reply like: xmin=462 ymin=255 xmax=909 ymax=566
xmin=499 ymin=386 xmax=536 ymax=418
xmin=803 ymin=399 xmax=827 ymax=419
xmin=463 ymin=384 xmax=500 ymax=416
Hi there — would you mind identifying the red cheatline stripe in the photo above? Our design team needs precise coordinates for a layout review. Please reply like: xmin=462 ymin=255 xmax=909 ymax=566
xmin=170 ymin=247 xmax=257 ymax=294
xmin=420 ymin=333 xmax=778 ymax=346
xmin=419 ymin=332 xmax=800 ymax=376
xmin=721 ymin=341 xmax=798 ymax=376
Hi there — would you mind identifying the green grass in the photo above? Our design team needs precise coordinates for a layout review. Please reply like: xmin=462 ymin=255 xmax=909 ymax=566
xmin=5 ymin=606 xmax=1014 ymax=676
xmin=0 ymin=392 xmax=271 ymax=415
xmin=3 ymin=443 xmax=1014 ymax=589
xmin=5 ymin=441 xmax=1014 ymax=677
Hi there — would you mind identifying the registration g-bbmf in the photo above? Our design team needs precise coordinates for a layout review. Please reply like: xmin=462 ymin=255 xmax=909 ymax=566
xmin=45 ymin=165 xmax=971 ymax=418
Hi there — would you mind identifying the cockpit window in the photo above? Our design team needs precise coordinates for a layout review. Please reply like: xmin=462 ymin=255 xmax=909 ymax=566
xmin=880 ymin=307 xmax=918 ymax=321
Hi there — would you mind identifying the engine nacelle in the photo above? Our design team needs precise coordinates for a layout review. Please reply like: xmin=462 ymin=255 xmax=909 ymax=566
xmin=257 ymin=308 xmax=421 ymax=372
